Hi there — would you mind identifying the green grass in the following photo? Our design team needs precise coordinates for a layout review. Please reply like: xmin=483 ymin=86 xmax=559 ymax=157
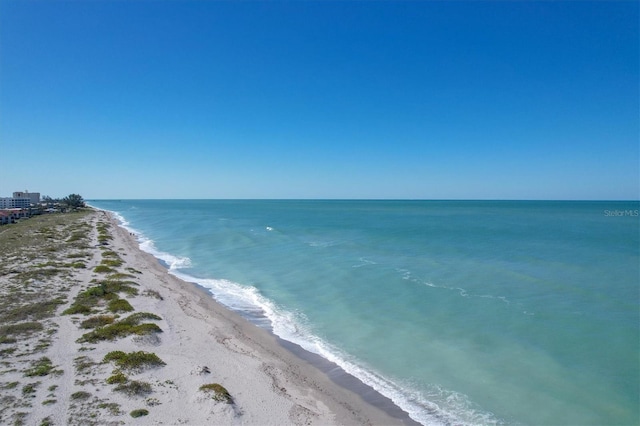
xmin=78 ymin=322 xmax=162 ymax=343
xmin=22 ymin=382 xmax=40 ymax=396
xmin=63 ymin=280 xmax=139 ymax=315
xmin=93 ymin=265 xmax=115 ymax=273
xmin=199 ymin=383 xmax=233 ymax=404
xmin=107 ymin=272 xmax=136 ymax=280
xmin=101 ymin=258 xmax=123 ymax=267
xmin=80 ymin=315 xmax=115 ymax=329
xmin=103 ymin=351 xmax=165 ymax=372
xmin=61 ymin=304 xmax=92 ymax=316
xmin=0 ymin=299 xmax=66 ymax=323
xmin=107 ymin=298 xmax=134 ymax=313
xmin=40 ymin=416 xmax=53 ymax=426
xmin=0 ymin=381 xmax=19 ymax=389
xmin=24 ymin=357 xmax=55 ymax=377
xmin=66 ymin=252 xmax=90 ymax=259
xmin=100 ymin=249 xmax=120 ymax=258
xmin=0 ymin=322 xmax=44 ymax=337
xmin=66 ymin=231 xmax=86 ymax=242
xmin=97 ymin=402 xmax=121 ymax=415
xmin=119 ymin=312 xmax=162 ymax=325
xmin=106 ymin=370 xmax=128 ymax=385
xmin=14 ymin=268 xmax=63 ymax=281
xmin=77 ymin=312 xmax=162 ymax=343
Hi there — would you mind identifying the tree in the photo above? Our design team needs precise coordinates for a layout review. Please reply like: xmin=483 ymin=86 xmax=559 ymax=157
xmin=63 ymin=194 xmax=85 ymax=209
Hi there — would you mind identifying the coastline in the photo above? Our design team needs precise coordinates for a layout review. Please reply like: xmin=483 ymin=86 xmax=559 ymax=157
xmin=0 ymin=208 xmax=416 ymax=425
xmin=105 ymin=209 xmax=420 ymax=425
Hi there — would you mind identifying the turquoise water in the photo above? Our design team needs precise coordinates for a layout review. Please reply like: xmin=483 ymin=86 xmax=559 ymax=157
xmin=88 ymin=200 xmax=639 ymax=425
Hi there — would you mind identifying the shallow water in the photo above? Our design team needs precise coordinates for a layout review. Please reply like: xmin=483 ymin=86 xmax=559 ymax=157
xmin=89 ymin=200 xmax=640 ymax=425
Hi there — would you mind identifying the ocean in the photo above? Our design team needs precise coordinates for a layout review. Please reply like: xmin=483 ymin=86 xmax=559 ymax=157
xmin=87 ymin=200 xmax=639 ymax=425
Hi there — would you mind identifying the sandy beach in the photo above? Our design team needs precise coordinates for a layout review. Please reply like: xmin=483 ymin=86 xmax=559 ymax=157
xmin=0 ymin=209 xmax=414 ymax=425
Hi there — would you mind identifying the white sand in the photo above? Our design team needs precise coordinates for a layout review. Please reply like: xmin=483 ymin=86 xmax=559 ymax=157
xmin=1 ymin=210 xmax=410 ymax=425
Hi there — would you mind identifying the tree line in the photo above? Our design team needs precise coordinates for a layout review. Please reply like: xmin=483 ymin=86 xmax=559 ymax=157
xmin=41 ymin=194 xmax=86 ymax=209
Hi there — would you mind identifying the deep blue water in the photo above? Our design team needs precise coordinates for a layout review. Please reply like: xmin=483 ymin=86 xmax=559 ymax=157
xmin=88 ymin=200 xmax=640 ymax=425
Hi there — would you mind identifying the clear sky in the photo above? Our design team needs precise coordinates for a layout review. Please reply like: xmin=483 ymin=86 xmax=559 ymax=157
xmin=1 ymin=1 xmax=638 ymax=200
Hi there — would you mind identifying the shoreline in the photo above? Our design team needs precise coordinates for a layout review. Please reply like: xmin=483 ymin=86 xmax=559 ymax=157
xmin=0 ymin=209 xmax=416 ymax=425
xmin=107 ymin=209 xmax=421 ymax=425
xmin=184 ymin=279 xmax=420 ymax=425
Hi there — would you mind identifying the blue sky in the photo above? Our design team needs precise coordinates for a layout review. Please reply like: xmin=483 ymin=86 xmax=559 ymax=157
xmin=1 ymin=1 xmax=638 ymax=200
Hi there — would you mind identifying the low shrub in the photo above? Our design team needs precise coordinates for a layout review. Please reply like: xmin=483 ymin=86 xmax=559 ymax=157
xmin=0 ymin=336 xmax=18 ymax=344
xmin=199 ymin=383 xmax=233 ymax=404
xmin=107 ymin=299 xmax=134 ymax=313
xmin=130 ymin=409 xmax=149 ymax=418
xmin=24 ymin=357 xmax=54 ymax=377
xmin=114 ymin=380 xmax=152 ymax=396
xmin=108 ymin=272 xmax=136 ymax=280
xmin=106 ymin=371 xmax=128 ymax=385
xmin=103 ymin=351 xmax=127 ymax=362
xmin=98 ymin=402 xmax=121 ymax=415
xmin=0 ymin=299 xmax=66 ymax=323
xmin=0 ymin=322 xmax=43 ymax=336
xmin=119 ymin=312 xmax=162 ymax=325
xmin=101 ymin=249 xmax=120 ymax=258
xmin=99 ymin=280 xmax=139 ymax=296
xmin=131 ymin=323 xmax=162 ymax=335
xmin=67 ymin=232 xmax=85 ymax=242
xmin=62 ymin=304 xmax=92 ymax=316
xmin=23 ymin=382 xmax=39 ymax=396
xmin=74 ymin=356 xmax=96 ymax=373
xmin=71 ymin=391 xmax=91 ymax=400
xmin=80 ymin=315 xmax=115 ymax=329
xmin=101 ymin=258 xmax=123 ymax=267
xmin=78 ymin=322 xmax=162 ymax=343
xmin=1 ymin=381 xmax=19 ymax=389
xmin=65 ymin=280 xmax=139 ymax=315
xmin=142 ymin=289 xmax=163 ymax=300
xmin=103 ymin=351 xmax=165 ymax=372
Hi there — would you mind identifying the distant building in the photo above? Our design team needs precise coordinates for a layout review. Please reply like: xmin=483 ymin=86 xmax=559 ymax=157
xmin=0 ymin=197 xmax=31 ymax=209
xmin=0 ymin=211 xmax=11 ymax=225
xmin=0 ymin=208 xmax=30 ymax=225
xmin=13 ymin=191 xmax=40 ymax=205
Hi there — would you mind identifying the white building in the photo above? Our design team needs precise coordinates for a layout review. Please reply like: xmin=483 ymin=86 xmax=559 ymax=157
xmin=0 ymin=197 xmax=30 ymax=209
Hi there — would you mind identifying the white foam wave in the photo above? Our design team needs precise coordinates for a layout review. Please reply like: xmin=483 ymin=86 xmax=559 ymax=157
xmin=111 ymin=211 xmax=130 ymax=227
xmin=105 ymin=209 xmax=192 ymax=271
xmin=352 ymin=257 xmax=377 ymax=268
xmin=307 ymin=239 xmax=342 ymax=248
xmin=396 ymin=268 xmax=512 ymax=307
xmin=139 ymin=239 xmax=192 ymax=270
xmin=166 ymin=269 xmax=504 ymax=426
